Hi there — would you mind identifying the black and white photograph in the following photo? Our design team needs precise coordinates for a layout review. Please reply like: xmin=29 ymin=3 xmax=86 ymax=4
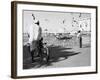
xmin=23 ymin=11 xmax=91 ymax=69
xmin=11 ymin=1 xmax=97 ymax=78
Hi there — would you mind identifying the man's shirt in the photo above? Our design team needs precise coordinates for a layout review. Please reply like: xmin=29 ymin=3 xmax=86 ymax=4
xmin=28 ymin=20 xmax=42 ymax=44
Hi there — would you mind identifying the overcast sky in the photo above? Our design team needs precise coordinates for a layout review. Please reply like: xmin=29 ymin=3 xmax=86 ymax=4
xmin=23 ymin=10 xmax=91 ymax=33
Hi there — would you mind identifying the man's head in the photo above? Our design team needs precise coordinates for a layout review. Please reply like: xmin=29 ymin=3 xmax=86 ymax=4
xmin=78 ymin=30 xmax=81 ymax=33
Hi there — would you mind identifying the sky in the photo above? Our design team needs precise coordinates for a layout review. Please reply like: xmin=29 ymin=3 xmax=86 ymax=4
xmin=23 ymin=10 xmax=91 ymax=33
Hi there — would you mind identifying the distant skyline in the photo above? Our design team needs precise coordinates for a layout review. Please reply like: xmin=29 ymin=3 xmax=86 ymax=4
xmin=23 ymin=10 xmax=91 ymax=33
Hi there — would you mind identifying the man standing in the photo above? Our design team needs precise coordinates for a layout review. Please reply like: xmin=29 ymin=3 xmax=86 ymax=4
xmin=77 ymin=30 xmax=82 ymax=48
xmin=28 ymin=14 xmax=42 ymax=62
xmin=77 ymin=25 xmax=84 ymax=48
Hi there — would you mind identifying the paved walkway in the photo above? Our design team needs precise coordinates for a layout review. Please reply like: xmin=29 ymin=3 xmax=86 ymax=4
xmin=23 ymin=45 xmax=90 ymax=69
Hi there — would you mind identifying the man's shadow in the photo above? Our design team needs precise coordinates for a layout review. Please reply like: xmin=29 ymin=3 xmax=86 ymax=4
xmin=44 ymin=45 xmax=80 ymax=67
